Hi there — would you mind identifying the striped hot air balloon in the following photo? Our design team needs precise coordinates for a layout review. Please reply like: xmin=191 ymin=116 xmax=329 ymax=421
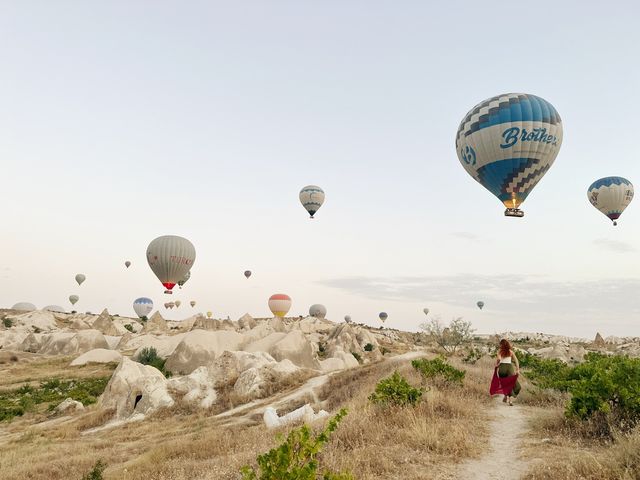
xmin=146 ymin=235 xmax=195 ymax=294
xmin=588 ymin=177 xmax=634 ymax=226
xmin=133 ymin=297 xmax=153 ymax=318
xmin=299 ymin=185 xmax=325 ymax=218
xmin=456 ymin=93 xmax=563 ymax=217
xmin=268 ymin=294 xmax=291 ymax=318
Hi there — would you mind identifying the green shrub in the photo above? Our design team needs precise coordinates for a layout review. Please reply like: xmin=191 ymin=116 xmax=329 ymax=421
xmin=565 ymin=354 xmax=640 ymax=426
xmin=2 ymin=318 xmax=13 ymax=328
xmin=380 ymin=347 xmax=389 ymax=355
xmin=0 ymin=377 xmax=110 ymax=422
xmin=363 ymin=343 xmax=374 ymax=352
xmin=137 ymin=347 xmax=172 ymax=378
xmin=351 ymin=352 xmax=362 ymax=363
xmin=82 ymin=460 xmax=106 ymax=480
xmin=519 ymin=352 xmax=571 ymax=391
xmin=411 ymin=357 xmax=465 ymax=385
xmin=369 ymin=371 xmax=422 ymax=407
xmin=140 ymin=316 xmax=148 ymax=322
xmin=240 ymin=409 xmax=353 ymax=480
xmin=462 ymin=347 xmax=483 ymax=364
xmin=124 ymin=324 xmax=134 ymax=333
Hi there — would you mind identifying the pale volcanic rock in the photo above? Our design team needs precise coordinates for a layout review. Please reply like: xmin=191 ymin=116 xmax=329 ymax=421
xmin=55 ymin=398 xmax=85 ymax=414
xmin=99 ymin=357 xmax=173 ymax=420
xmin=167 ymin=367 xmax=217 ymax=409
xmin=71 ymin=348 xmax=123 ymax=366
xmin=91 ymin=309 xmax=119 ymax=336
xmin=164 ymin=330 xmax=244 ymax=375
xmin=142 ymin=312 xmax=168 ymax=334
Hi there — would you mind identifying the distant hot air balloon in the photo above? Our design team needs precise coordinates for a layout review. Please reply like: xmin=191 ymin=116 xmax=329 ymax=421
xmin=344 ymin=315 xmax=352 ymax=323
xmin=125 ymin=261 xmax=131 ymax=268
xmin=423 ymin=308 xmax=429 ymax=316
xmin=309 ymin=304 xmax=327 ymax=319
xmin=168 ymin=302 xmax=175 ymax=309
xmin=588 ymin=177 xmax=634 ymax=226
xmin=164 ymin=302 xmax=170 ymax=309
xmin=75 ymin=274 xmax=86 ymax=286
xmin=178 ymin=271 xmax=191 ymax=289
xmin=268 ymin=294 xmax=291 ymax=318
xmin=477 ymin=301 xmax=485 ymax=310
xmin=456 ymin=93 xmax=563 ymax=218
xmin=244 ymin=270 xmax=252 ymax=279
xmin=12 ymin=302 xmax=36 ymax=311
xmin=206 ymin=311 xmax=213 ymax=318
xmin=379 ymin=312 xmax=388 ymax=322
xmin=146 ymin=235 xmax=196 ymax=294
xmin=190 ymin=300 xmax=196 ymax=307
xmin=69 ymin=295 xmax=79 ymax=306
xmin=299 ymin=185 xmax=325 ymax=218
xmin=133 ymin=297 xmax=153 ymax=318
xmin=174 ymin=300 xmax=181 ymax=308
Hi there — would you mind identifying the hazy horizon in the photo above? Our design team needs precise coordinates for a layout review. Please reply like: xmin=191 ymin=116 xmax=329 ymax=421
xmin=2 ymin=1 xmax=639 ymax=338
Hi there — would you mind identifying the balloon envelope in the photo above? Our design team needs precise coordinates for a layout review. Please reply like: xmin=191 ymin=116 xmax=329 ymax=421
xmin=379 ymin=312 xmax=388 ymax=322
xmin=146 ymin=235 xmax=196 ymax=294
xmin=133 ymin=297 xmax=153 ymax=318
xmin=125 ymin=261 xmax=131 ymax=268
xmin=244 ymin=270 xmax=252 ymax=279
xmin=190 ymin=300 xmax=196 ymax=307
xmin=206 ymin=311 xmax=212 ymax=318
xmin=456 ymin=93 xmax=563 ymax=215
xmin=477 ymin=301 xmax=485 ymax=310
xmin=299 ymin=185 xmax=325 ymax=218
xmin=69 ymin=295 xmax=79 ymax=305
xmin=12 ymin=302 xmax=36 ymax=311
xmin=344 ymin=315 xmax=352 ymax=323
xmin=174 ymin=300 xmax=181 ymax=308
xmin=423 ymin=308 xmax=429 ymax=316
xmin=75 ymin=274 xmax=86 ymax=286
xmin=309 ymin=304 xmax=327 ymax=319
xmin=588 ymin=177 xmax=634 ymax=225
xmin=269 ymin=294 xmax=291 ymax=318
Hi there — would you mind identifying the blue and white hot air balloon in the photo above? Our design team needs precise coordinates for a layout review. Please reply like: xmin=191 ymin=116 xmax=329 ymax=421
xmin=133 ymin=297 xmax=153 ymax=319
xmin=456 ymin=93 xmax=563 ymax=217
xmin=588 ymin=177 xmax=634 ymax=226
xmin=299 ymin=185 xmax=325 ymax=218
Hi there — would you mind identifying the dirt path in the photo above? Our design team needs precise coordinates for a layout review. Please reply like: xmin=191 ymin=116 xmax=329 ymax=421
xmin=457 ymin=397 xmax=533 ymax=479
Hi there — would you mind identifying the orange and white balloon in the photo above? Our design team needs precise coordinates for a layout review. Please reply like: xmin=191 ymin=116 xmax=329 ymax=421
xmin=268 ymin=294 xmax=291 ymax=318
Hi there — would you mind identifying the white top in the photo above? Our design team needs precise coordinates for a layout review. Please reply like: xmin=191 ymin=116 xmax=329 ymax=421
xmin=499 ymin=356 xmax=512 ymax=364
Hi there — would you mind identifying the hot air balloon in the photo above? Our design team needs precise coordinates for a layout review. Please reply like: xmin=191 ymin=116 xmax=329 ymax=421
xmin=206 ymin=311 xmax=213 ymax=318
xmin=164 ymin=302 xmax=170 ymax=309
xmin=588 ymin=177 xmax=634 ymax=226
xmin=477 ymin=301 xmax=485 ymax=310
xmin=268 ymin=294 xmax=291 ymax=318
xmin=344 ymin=315 xmax=352 ymax=323
xmin=125 ymin=261 xmax=131 ymax=268
xmin=174 ymin=300 xmax=181 ymax=308
xmin=244 ymin=270 xmax=252 ymax=279
xmin=69 ymin=295 xmax=79 ymax=305
xmin=299 ymin=185 xmax=325 ymax=218
xmin=190 ymin=300 xmax=196 ymax=307
xmin=178 ymin=271 xmax=191 ymax=289
xmin=456 ymin=93 xmax=563 ymax=218
xmin=379 ymin=312 xmax=388 ymax=322
xmin=133 ymin=297 xmax=153 ymax=318
xmin=146 ymin=235 xmax=196 ymax=294
xmin=309 ymin=304 xmax=327 ymax=319
xmin=12 ymin=302 xmax=36 ymax=311
xmin=75 ymin=274 xmax=86 ymax=286
xmin=168 ymin=302 xmax=175 ymax=309
xmin=423 ymin=308 xmax=429 ymax=316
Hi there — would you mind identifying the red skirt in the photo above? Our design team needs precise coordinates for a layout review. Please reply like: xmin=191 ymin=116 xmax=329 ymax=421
xmin=489 ymin=367 xmax=519 ymax=396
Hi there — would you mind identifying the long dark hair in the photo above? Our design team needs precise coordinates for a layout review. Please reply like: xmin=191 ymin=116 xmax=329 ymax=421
xmin=499 ymin=339 xmax=512 ymax=358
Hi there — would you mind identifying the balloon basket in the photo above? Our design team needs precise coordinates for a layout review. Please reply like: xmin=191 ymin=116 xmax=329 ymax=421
xmin=504 ymin=208 xmax=524 ymax=218
xmin=164 ymin=290 xmax=173 ymax=295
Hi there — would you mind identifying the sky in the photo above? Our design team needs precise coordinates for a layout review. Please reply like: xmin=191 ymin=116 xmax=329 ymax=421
xmin=1 ymin=1 xmax=639 ymax=338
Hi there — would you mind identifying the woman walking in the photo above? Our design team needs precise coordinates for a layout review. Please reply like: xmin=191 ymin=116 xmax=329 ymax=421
xmin=490 ymin=338 xmax=521 ymax=405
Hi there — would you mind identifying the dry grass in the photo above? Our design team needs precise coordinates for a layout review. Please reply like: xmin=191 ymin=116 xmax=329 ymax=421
xmin=523 ymin=406 xmax=640 ymax=479
xmin=0 ymin=353 xmax=496 ymax=480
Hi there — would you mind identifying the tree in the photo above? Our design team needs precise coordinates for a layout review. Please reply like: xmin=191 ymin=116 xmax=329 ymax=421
xmin=420 ymin=317 xmax=474 ymax=354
